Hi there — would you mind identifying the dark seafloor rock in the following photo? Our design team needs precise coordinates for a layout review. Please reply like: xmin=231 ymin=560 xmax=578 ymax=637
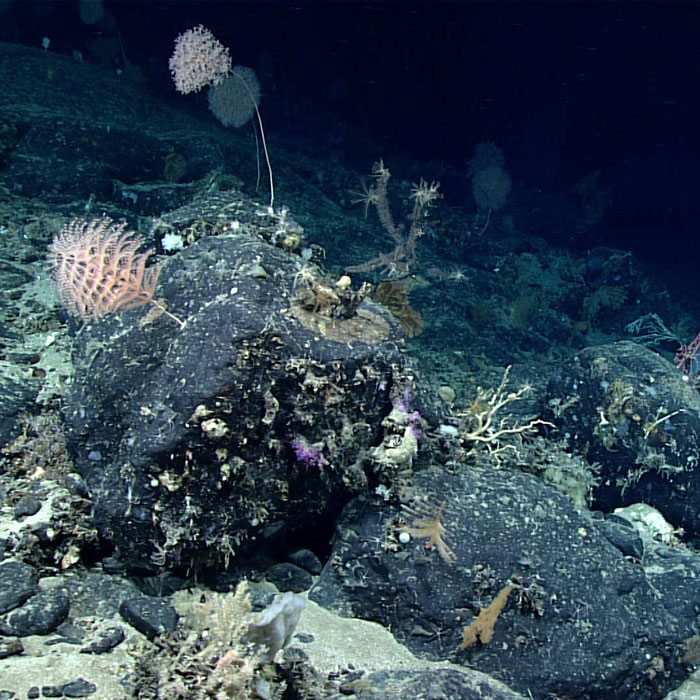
xmin=0 ymin=589 xmax=70 ymax=636
xmin=287 ymin=547 xmax=323 ymax=575
xmin=264 ymin=562 xmax=314 ymax=592
xmin=62 ymin=190 xmax=409 ymax=574
xmin=0 ymin=362 xmax=42 ymax=448
xmin=310 ymin=465 xmax=695 ymax=699
xmin=0 ymin=41 xmax=226 ymax=214
xmin=0 ymin=560 xmax=39 ymax=614
xmin=119 ymin=596 xmax=179 ymax=641
xmin=546 ymin=341 xmax=700 ymax=538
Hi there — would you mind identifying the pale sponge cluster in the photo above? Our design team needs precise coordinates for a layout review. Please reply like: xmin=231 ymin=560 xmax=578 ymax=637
xmin=169 ymin=24 xmax=232 ymax=95
xmin=208 ymin=65 xmax=261 ymax=128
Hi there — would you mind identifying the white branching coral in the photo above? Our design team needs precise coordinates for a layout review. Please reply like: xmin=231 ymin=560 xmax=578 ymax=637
xmin=457 ymin=366 xmax=552 ymax=462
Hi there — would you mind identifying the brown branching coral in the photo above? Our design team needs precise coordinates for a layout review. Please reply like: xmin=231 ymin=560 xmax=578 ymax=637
xmin=347 ymin=160 xmax=440 ymax=278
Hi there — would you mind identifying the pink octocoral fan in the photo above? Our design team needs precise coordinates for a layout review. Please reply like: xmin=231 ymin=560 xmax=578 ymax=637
xmin=49 ymin=218 xmax=161 ymax=322
xmin=675 ymin=331 xmax=700 ymax=376
xmin=169 ymin=24 xmax=232 ymax=95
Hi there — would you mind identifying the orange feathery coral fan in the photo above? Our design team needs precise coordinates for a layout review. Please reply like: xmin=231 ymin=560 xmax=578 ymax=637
xmin=49 ymin=217 xmax=161 ymax=322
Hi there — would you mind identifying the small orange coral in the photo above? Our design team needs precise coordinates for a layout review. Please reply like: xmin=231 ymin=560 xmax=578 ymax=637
xmin=402 ymin=501 xmax=456 ymax=565
xmin=461 ymin=584 xmax=513 ymax=650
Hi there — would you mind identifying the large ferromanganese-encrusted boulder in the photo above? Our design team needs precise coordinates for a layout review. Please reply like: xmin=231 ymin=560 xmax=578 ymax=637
xmin=546 ymin=341 xmax=700 ymax=537
xmin=62 ymin=201 xmax=407 ymax=574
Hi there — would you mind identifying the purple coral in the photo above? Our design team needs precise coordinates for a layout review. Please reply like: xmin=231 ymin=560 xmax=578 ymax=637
xmin=291 ymin=438 xmax=328 ymax=471
xmin=394 ymin=388 xmax=422 ymax=437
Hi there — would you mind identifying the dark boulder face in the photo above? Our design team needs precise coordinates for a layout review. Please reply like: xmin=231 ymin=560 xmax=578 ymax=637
xmin=310 ymin=467 xmax=693 ymax=699
xmin=62 ymin=195 xmax=407 ymax=574
xmin=546 ymin=341 xmax=700 ymax=537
